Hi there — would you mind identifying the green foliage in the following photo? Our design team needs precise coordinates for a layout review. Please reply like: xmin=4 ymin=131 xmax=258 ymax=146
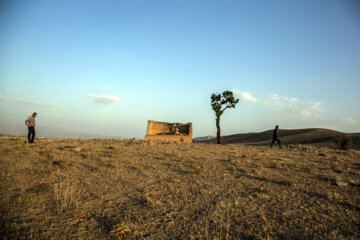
xmin=335 ymin=134 xmax=352 ymax=150
xmin=211 ymin=91 xmax=239 ymax=144
xmin=211 ymin=91 xmax=239 ymax=118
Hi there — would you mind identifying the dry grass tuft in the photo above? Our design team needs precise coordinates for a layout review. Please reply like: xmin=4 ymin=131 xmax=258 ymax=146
xmin=247 ymin=223 xmax=276 ymax=240
xmin=54 ymin=181 xmax=81 ymax=213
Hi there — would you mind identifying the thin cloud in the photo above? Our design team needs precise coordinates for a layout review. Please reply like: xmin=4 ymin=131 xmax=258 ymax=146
xmin=101 ymin=85 xmax=108 ymax=89
xmin=234 ymin=90 xmax=359 ymax=131
xmin=87 ymin=94 xmax=122 ymax=105
xmin=319 ymin=117 xmax=358 ymax=126
xmin=234 ymin=90 xmax=323 ymax=117
xmin=342 ymin=117 xmax=358 ymax=124
xmin=0 ymin=94 xmax=58 ymax=107
xmin=262 ymin=94 xmax=298 ymax=107
xmin=13 ymin=98 xmax=58 ymax=107
xmin=233 ymin=90 xmax=258 ymax=103
xmin=262 ymin=94 xmax=322 ymax=117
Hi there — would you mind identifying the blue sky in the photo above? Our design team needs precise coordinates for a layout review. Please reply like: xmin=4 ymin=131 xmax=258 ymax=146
xmin=1 ymin=0 xmax=359 ymax=138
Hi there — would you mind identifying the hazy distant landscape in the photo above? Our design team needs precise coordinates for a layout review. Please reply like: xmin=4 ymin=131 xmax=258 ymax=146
xmin=0 ymin=124 xmax=125 ymax=139
xmin=2 ymin=126 xmax=359 ymax=149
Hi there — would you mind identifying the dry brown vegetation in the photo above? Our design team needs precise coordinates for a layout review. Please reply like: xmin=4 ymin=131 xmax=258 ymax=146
xmin=0 ymin=136 xmax=359 ymax=239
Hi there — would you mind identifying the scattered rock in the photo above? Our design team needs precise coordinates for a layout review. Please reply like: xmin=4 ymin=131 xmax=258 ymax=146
xmin=58 ymin=145 xmax=82 ymax=152
xmin=131 ymin=137 xmax=138 ymax=141
xmin=144 ymin=141 xmax=154 ymax=146
xmin=64 ymin=146 xmax=76 ymax=149
xmin=74 ymin=147 xmax=82 ymax=152
xmin=303 ymin=147 xmax=311 ymax=152
xmin=335 ymin=181 xmax=348 ymax=187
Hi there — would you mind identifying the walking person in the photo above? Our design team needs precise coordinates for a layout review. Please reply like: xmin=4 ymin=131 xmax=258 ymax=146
xmin=270 ymin=125 xmax=282 ymax=148
xmin=25 ymin=112 xmax=37 ymax=143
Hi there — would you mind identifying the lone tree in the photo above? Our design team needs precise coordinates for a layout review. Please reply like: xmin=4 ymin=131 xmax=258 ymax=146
xmin=211 ymin=91 xmax=239 ymax=144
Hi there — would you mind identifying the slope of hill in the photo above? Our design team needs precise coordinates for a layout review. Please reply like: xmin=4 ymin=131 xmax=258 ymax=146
xmin=193 ymin=135 xmax=215 ymax=141
xmin=201 ymin=128 xmax=360 ymax=149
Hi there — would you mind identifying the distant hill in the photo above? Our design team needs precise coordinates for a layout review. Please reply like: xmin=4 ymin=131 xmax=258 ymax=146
xmin=193 ymin=135 xmax=215 ymax=141
xmin=199 ymin=128 xmax=360 ymax=149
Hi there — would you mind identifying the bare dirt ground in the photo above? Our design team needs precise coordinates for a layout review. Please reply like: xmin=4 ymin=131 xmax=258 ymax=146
xmin=0 ymin=137 xmax=359 ymax=240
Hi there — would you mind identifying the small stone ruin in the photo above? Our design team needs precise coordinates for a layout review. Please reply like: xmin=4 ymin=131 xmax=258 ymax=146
xmin=144 ymin=120 xmax=193 ymax=143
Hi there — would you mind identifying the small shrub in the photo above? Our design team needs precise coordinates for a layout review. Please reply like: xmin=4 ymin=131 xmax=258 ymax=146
xmin=44 ymin=150 xmax=55 ymax=160
xmin=191 ymin=167 xmax=202 ymax=176
xmin=331 ymin=162 xmax=342 ymax=173
xmin=269 ymin=161 xmax=280 ymax=169
xmin=326 ymin=191 xmax=340 ymax=201
xmin=281 ymin=179 xmax=293 ymax=187
xmin=335 ymin=135 xmax=352 ymax=150
xmin=248 ymin=225 xmax=276 ymax=240
xmin=304 ymin=166 xmax=316 ymax=173
xmin=333 ymin=155 xmax=341 ymax=162
xmin=109 ymin=222 xmax=130 ymax=239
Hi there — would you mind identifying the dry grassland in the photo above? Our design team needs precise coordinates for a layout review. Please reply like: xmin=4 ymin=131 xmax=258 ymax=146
xmin=0 ymin=137 xmax=359 ymax=239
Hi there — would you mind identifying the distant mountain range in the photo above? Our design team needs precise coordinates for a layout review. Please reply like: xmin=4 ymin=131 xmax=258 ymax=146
xmin=196 ymin=128 xmax=360 ymax=149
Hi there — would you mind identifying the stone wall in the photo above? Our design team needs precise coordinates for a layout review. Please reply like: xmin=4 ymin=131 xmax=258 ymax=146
xmin=145 ymin=120 xmax=193 ymax=143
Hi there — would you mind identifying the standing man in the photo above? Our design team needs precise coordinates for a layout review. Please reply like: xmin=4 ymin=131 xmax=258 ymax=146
xmin=25 ymin=112 xmax=37 ymax=143
xmin=270 ymin=125 xmax=282 ymax=148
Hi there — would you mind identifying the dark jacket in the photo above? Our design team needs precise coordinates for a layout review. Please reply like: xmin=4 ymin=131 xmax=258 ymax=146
xmin=272 ymin=128 xmax=278 ymax=139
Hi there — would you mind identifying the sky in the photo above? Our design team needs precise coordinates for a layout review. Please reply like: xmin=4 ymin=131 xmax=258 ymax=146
xmin=0 ymin=0 xmax=360 ymax=138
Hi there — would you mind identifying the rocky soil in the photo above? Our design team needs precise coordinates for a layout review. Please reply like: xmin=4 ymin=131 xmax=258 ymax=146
xmin=0 ymin=137 xmax=359 ymax=239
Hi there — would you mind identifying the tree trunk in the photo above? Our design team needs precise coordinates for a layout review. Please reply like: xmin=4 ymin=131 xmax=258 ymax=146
xmin=216 ymin=117 xmax=221 ymax=144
